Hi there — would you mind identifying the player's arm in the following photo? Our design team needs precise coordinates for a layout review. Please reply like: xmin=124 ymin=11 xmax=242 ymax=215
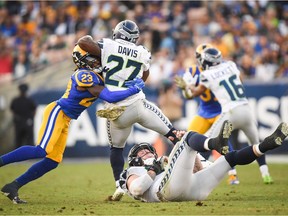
xmin=127 ymin=171 xmax=156 ymax=196
xmin=88 ymin=79 xmax=144 ymax=103
xmin=76 ymin=35 xmax=101 ymax=58
xmin=189 ymin=84 xmax=206 ymax=97
xmin=142 ymin=70 xmax=149 ymax=82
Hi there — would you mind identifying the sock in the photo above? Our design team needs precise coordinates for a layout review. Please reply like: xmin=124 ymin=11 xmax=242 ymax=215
xmin=185 ymin=132 xmax=208 ymax=152
xmin=1 ymin=146 xmax=46 ymax=166
xmin=259 ymin=164 xmax=270 ymax=177
xmin=16 ymin=158 xmax=58 ymax=186
xmin=228 ymin=168 xmax=237 ymax=176
xmin=225 ymin=146 xmax=258 ymax=167
xmin=0 ymin=157 xmax=3 ymax=167
xmin=256 ymin=154 xmax=266 ymax=166
xmin=110 ymin=147 xmax=124 ymax=182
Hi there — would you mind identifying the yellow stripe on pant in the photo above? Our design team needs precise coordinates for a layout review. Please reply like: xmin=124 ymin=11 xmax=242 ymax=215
xmin=36 ymin=101 xmax=71 ymax=163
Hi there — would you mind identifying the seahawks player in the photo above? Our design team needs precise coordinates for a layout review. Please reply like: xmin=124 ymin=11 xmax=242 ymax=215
xmin=119 ymin=121 xmax=287 ymax=202
xmin=174 ymin=44 xmax=239 ymax=185
xmin=188 ymin=47 xmax=273 ymax=184
xmin=0 ymin=45 xmax=145 ymax=204
xmin=77 ymin=20 xmax=179 ymax=200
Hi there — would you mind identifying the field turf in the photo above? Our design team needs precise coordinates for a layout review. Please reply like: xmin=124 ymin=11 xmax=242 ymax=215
xmin=0 ymin=161 xmax=287 ymax=215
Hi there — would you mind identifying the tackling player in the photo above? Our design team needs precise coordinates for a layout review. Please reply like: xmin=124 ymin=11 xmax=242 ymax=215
xmin=0 ymin=45 xmax=145 ymax=204
xmin=77 ymin=20 xmax=180 ymax=201
xmin=174 ymin=44 xmax=239 ymax=185
xmin=119 ymin=121 xmax=288 ymax=202
xmin=187 ymin=47 xmax=273 ymax=184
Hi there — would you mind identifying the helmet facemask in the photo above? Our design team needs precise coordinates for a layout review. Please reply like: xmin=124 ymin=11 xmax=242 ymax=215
xmin=128 ymin=143 xmax=158 ymax=167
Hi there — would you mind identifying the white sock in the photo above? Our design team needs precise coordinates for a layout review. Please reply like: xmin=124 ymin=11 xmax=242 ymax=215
xmin=228 ymin=168 xmax=237 ymax=176
xmin=259 ymin=165 xmax=270 ymax=177
xmin=253 ymin=144 xmax=264 ymax=156
xmin=204 ymin=138 xmax=210 ymax=150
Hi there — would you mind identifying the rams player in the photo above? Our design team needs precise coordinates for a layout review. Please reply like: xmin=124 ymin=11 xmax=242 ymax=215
xmin=174 ymin=44 xmax=239 ymax=185
xmin=0 ymin=45 xmax=145 ymax=204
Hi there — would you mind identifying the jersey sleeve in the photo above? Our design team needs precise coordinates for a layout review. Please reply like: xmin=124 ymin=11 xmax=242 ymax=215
xmin=140 ymin=46 xmax=151 ymax=71
xmin=229 ymin=61 xmax=240 ymax=76
xmin=200 ymin=72 xmax=210 ymax=88
xmin=74 ymin=70 xmax=101 ymax=87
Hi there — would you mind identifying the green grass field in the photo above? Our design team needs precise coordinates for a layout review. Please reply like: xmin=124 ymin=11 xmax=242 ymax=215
xmin=0 ymin=161 xmax=287 ymax=215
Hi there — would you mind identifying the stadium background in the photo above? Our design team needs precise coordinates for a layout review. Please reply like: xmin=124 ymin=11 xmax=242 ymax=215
xmin=0 ymin=1 xmax=287 ymax=158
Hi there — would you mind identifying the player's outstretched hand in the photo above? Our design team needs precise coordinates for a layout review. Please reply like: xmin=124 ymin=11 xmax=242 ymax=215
xmin=125 ymin=78 xmax=145 ymax=92
xmin=174 ymin=75 xmax=186 ymax=89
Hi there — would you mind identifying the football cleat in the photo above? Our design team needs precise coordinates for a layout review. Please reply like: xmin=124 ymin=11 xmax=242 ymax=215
xmin=228 ymin=174 xmax=240 ymax=185
xmin=260 ymin=122 xmax=288 ymax=151
xmin=110 ymin=186 xmax=125 ymax=201
xmin=212 ymin=120 xmax=233 ymax=155
xmin=263 ymin=175 xmax=274 ymax=184
xmin=1 ymin=183 xmax=27 ymax=204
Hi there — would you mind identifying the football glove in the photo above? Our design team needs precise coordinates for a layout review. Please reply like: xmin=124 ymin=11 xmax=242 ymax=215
xmin=183 ymin=71 xmax=199 ymax=86
xmin=174 ymin=75 xmax=186 ymax=89
xmin=125 ymin=78 xmax=145 ymax=92
xmin=96 ymin=106 xmax=126 ymax=120
xmin=144 ymin=159 xmax=163 ymax=175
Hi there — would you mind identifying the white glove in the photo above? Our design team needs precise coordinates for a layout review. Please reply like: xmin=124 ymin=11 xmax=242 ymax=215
xmin=156 ymin=156 xmax=169 ymax=170
xmin=183 ymin=70 xmax=199 ymax=86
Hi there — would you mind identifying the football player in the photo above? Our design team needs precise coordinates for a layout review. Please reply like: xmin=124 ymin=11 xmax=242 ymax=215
xmin=0 ymin=45 xmax=145 ymax=204
xmin=77 ymin=20 xmax=180 ymax=201
xmin=187 ymin=47 xmax=274 ymax=184
xmin=174 ymin=44 xmax=239 ymax=185
xmin=119 ymin=121 xmax=288 ymax=202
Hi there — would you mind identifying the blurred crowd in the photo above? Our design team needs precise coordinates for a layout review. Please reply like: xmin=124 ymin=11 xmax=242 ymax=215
xmin=0 ymin=1 xmax=287 ymax=86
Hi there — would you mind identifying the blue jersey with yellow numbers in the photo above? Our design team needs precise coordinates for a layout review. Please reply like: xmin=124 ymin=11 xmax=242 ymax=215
xmin=57 ymin=69 xmax=104 ymax=119
xmin=188 ymin=65 xmax=221 ymax=118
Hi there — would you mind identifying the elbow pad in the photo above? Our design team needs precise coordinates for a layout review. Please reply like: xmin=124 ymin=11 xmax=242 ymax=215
xmin=129 ymin=173 xmax=154 ymax=196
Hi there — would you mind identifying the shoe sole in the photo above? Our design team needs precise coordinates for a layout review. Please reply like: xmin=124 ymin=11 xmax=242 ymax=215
xmin=273 ymin=122 xmax=288 ymax=145
xmin=222 ymin=120 xmax=233 ymax=139
xmin=111 ymin=192 xmax=124 ymax=201
xmin=220 ymin=121 xmax=233 ymax=155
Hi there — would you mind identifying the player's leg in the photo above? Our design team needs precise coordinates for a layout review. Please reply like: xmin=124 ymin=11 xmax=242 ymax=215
xmin=185 ymin=122 xmax=288 ymax=201
xmin=106 ymin=104 xmax=137 ymax=201
xmin=1 ymin=102 xmax=70 ymax=204
xmin=0 ymin=102 xmax=61 ymax=167
xmin=158 ymin=120 xmax=233 ymax=201
xmin=187 ymin=115 xmax=214 ymax=134
xmin=231 ymin=105 xmax=272 ymax=184
xmin=157 ymin=138 xmax=198 ymax=201
xmin=138 ymin=99 xmax=179 ymax=144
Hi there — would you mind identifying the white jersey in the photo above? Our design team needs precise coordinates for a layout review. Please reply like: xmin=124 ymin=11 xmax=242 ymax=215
xmin=120 ymin=139 xmax=232 ymax=202
xmin=200 ymin=61 xmax=248 ymax=113
xmin=100 ymin=38 xmax=151 ymax=106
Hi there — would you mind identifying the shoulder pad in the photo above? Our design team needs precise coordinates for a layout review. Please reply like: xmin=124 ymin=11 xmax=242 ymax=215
xmin=74 ymin=70 xmax=99 ymax=87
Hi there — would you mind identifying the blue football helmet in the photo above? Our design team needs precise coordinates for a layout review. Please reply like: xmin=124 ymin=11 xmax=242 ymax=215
xmin=112 ymin=20 xmax=140 ymax=43
xmin=72 ymin=45 xmax=100 ymax=70
xmin=200 ymin=47 xmax=222 ymax=70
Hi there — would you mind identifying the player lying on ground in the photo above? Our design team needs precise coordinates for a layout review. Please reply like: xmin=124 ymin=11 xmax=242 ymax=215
xmin=119 ymin=121 xmax=288 ymax=202
xmin=0 ymin=45 xmax=145 ymax=204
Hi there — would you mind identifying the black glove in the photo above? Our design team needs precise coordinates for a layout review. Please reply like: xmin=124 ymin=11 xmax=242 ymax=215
xmin=129 ymin=157 xmax=144 ymax=166
xmin=144 ymin=159 xmax=163 ymax=175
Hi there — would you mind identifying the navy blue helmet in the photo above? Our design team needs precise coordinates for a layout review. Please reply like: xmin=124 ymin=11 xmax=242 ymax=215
xmin=112 ymin=20 xmax=140 ymax=43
